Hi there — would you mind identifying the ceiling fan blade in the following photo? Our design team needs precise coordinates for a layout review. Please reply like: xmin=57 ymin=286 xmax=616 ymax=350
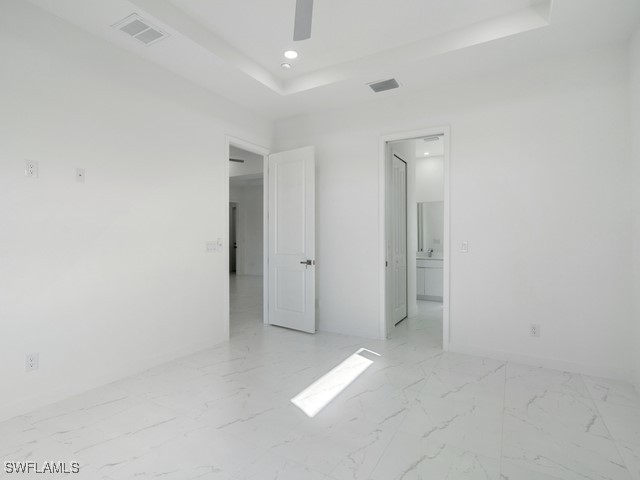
xmin=293 ymin=0 xmax=313 ymax=41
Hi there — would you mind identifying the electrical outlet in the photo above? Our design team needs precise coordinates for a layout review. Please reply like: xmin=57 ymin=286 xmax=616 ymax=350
xmin=25 ymin=160 xmax=38 ymax=178
xmin=206 ymin=241 xmax=217 ymax=252
xmin=75 ymin=168 xmax=86 ymax=183
xmin=25 ymin=352 xmax=39 ymax=372
xmin=530 ymin=324 xmax=541 ymax=338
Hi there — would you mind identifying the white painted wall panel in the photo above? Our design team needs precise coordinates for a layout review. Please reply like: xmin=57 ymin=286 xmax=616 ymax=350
xmin=274 ymin=46 xmax=633 ymax=379
xmin=630 ymin=29 xmax=640 ymax=388
xmin=0 ymin=0 xmax=272 ymax=421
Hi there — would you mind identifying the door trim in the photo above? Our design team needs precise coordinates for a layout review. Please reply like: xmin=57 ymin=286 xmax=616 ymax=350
xmin=378 ymin=126 xmax=451 ymax=349
xmin=392 ymin=153 xmax=408 ymax=327
xmin=224 ymin=135 xmax=270 ymax=340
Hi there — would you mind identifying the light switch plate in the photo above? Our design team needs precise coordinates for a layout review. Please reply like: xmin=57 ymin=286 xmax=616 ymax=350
xmin=530 ymin=324 xmax=541 ymax=338
xmin=25 ymin=352 xmax=39 ymax=372
xmin=206 ymin=241 xmax=217 ymax=252
xmin=25 ymin=160 xmax=38 ymax=178
xmin=460 ymin=241 xmax=469 ymax=253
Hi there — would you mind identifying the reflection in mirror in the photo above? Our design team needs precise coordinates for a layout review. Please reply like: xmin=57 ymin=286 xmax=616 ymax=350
xmin=417 ymin=201 xmax=444 ymax=257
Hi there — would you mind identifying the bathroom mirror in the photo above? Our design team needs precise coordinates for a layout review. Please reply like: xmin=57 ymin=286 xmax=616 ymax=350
xmin=417 ymin=201 xmax=444 ymax=256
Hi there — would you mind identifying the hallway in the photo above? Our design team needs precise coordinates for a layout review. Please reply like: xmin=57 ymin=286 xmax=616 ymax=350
xmin=229 ymin=274 xmax=263 ymax=338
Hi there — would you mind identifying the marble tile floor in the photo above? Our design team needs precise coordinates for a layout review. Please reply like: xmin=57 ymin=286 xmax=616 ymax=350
xmin=2 ymin=274 xmax=640 ymax=479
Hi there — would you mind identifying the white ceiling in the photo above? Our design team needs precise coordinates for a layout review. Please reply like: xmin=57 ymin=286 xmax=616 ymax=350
xmin=415 ymin=137 xmax=444 ymax=158
xmin=229 ymin=145 xmax=263 ymax=178
xmin=229 ymin=145 xmax=262 ymax=163
xmin=230 ymin=173 xmax=263 ymax=188
xmin=168 ymin=0 xmax=544 ymax=78
xmin=26 ymin=0 xmax=640 ymax=120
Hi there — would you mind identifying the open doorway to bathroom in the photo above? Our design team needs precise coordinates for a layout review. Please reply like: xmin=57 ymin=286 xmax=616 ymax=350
xmin=382 ymin=129 xmax=450 ymax=349
xmin=228 ymin=143 xmax=266 ymax=337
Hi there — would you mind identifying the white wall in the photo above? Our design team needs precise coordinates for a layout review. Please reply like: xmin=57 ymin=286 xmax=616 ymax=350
xmin=0 ymin=0 xmax=272 ymax=421
xmin=631 ymin=29 xmax=640 ymax=388
xmin=229 ymin=183 xmax=264 ymax=276
xmin=274 ymin=46 xmax=633 ymax=379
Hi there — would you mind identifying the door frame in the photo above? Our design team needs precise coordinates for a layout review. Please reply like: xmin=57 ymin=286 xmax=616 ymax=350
xmin=378 ymin=126 xmax=451 ymax=349
xmin=224 ymin=135 xmax=270 ymax=339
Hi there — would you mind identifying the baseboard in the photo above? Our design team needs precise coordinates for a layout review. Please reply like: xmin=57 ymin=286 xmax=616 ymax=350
xmin=0 ymin=338 xmax=218 ymax=423
xmin=448 ymin=342 xmax=633 ymax=382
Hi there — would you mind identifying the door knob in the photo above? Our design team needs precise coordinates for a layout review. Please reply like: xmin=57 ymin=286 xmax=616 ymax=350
xmin=300 ymin=259 xmax=314 ymax=266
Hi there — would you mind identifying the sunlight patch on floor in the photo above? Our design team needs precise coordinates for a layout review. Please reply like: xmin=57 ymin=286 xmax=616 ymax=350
xmin=291 ymin=348 xmax=380 ymax=418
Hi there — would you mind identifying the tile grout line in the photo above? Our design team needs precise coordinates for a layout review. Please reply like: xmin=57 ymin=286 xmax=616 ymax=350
xmin=580 ymin=374 xmax=633 ymax=476
xmin=18 ymin=401 xmax=121 ymax=480
xmin=110 ymin=362 xmax=327 ymax=479
xmin=367 ymin=354 xmax=445 ymax=479
xmin=0 ymin=298 xmax=472 ymax=480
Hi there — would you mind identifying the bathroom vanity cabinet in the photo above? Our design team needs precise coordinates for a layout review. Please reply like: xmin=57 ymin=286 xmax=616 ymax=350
xmin=416 ymin=258 xmax=443 ymax=301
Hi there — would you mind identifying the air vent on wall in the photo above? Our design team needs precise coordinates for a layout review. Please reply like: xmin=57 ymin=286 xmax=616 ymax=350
xmin=368 ymin=78 xmax=400 ymax=93
xmin=112 ymin=13 xmax=169 ymax=46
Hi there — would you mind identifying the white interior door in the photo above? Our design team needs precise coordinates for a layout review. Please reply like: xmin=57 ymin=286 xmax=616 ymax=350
xmin=391 ymin=155 xmax=407 ymax=324
xmin=268 ymin=146 xmax=316 ymax=333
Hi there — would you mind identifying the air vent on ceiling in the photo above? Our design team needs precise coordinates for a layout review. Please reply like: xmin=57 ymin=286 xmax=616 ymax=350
xmin=112 ymin=13 xmax=169 ymax=46
xmin=368 ymin=78 xmax=400 ymax=93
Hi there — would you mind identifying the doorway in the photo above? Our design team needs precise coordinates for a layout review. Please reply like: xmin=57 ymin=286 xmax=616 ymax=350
xmin=227 ymin=141 xmax=267 ymax=335
xmin=225 ymin=138 xmax=317 ymax=338
xmin=381 ymin=128 xmax=450 ymax=349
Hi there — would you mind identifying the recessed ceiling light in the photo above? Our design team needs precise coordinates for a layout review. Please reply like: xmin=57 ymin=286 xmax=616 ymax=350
xmin=281 ymin=62 xmax=292 ymax=69
xmin=424 ymin=152 xmax=430 ymax=156
xmin=284 ymin=50 xmax=298 ymax=59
